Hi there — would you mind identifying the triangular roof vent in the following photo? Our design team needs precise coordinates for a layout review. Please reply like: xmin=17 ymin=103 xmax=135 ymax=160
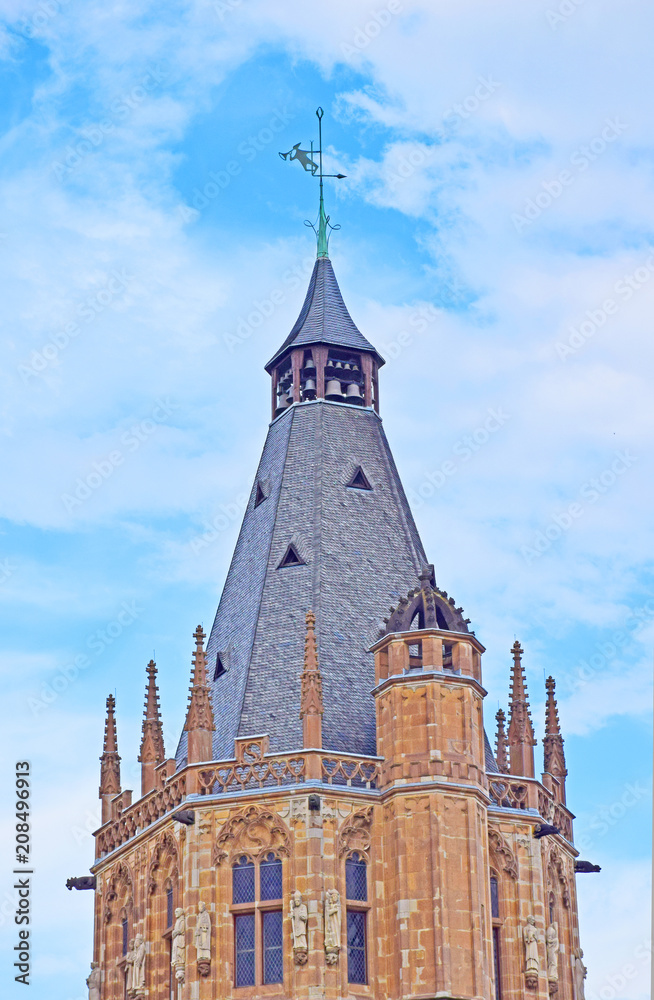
xmin=254 ymin=482 xmax=267 ymax=508
xmin=278 ymin=543 xmax=305 ymax=568
xmin=213 ymin=654 xmax=226 ymax=681
xmin=347 ymin=466 xmax=372 ymax=491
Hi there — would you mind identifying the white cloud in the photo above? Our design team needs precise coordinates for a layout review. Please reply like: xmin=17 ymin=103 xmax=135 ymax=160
xmin=578 ymin=859 xmax=652 ymax=1000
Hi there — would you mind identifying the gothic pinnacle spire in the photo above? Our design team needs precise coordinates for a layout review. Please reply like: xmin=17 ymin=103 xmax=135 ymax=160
xmin=279 ymin=106 xmax=346 ymax=260
xmin=99 ymin=694 xmax=121 ymax=823
xmin=138 ymin=659 xmax=165 ymax=795
xmin=495 ymin=708 xmax=509 ymax=774
xmin=506 ymin=640 xmax=537 ymax=778
xmin=300 ymin=610 xmax=323 ymax=749
xmin=183 ymin=625 xmax=215 ymax=763
xmin=543 ymin=675 xmax=567 ymax=802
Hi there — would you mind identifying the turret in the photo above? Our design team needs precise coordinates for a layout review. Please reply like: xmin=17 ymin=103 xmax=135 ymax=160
xmin=183 ymin=625 xmax=215 ymax=763
xmin=99 ymin=694 xmax=121 ymax=824
xmin=138 ymin=659 xmax=165 ymax=795
xmin=506 ymin=640 xmax=537 ymax=778
xmin=264 ymin=258 xmax=384 ymax=418
xmin=543 ymin=675 xmax=567 ymax=803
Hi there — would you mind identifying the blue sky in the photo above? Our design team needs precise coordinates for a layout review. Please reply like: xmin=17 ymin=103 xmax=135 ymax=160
xmin=0 ymin=1 xmax=652 ymax=997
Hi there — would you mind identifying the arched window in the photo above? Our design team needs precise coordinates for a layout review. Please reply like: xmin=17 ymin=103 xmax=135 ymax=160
xmin=345 ymin=852 xmax=367 ymax=902
xmin=166 ymin=885 xmax=174 ymax=929
xmin=490 ymin=875 xmax=502 ymax=1000
xmin=345 ymin=853 xmax=368 ymax=984
xmin=232 ymin=854 xmax=283 ymax=988
xmin=232 ymin=856 xmax=255 ymax=905
xmin=260 ymin=852 xmax=283 ymax=901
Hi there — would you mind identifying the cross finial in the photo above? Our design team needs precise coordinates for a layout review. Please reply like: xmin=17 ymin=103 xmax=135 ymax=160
xmin=279 ymin=107 xmax=346 ymax=258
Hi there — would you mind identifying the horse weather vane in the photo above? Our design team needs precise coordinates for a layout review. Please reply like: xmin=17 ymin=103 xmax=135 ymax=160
xmin=279 ymin=107 xmax=346 ymax=258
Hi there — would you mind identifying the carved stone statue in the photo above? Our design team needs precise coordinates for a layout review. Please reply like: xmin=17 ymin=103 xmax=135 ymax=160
xmin=171 ymin=908 xmax=186 ymax=982
xmin=523 ymin=915 xmax=540 ymax=988
xmin=124 ymin=939 xmax=135 ymax=994
xmin=195 ymin=902 xmax=211 ymax=976
xmin=290 ymin=890 xmax=308 ymax=963
xmin=573 ymin=948 xmax=587 ymax=1000
xmin=324 ymin=889 xmax=341 ymax=964
xmin=546 ymin=923 xmax=559 ymax=985
xmin=86 ymin=962 xmax=101 ymax=1000
xmin=131 ymin=934 xmax=146 ymax=994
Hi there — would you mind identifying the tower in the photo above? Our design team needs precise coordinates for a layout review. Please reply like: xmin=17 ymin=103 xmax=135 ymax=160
xmin=84 ymin=111 xmax=590 ymax=1000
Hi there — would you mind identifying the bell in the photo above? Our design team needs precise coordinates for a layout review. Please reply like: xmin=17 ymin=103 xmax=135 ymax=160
xmin=346 ymin=382 xmax=363 ymax=400
xmin=286 ymin=385 xmax=294 ymax=403
xmin=304 ymin=356 xmax=316 ymax=372
xmin=304 ymin=378 xmax=316 ymax=391
xmin=335 ymin=361 xmax=343 ymax=369
xmin=325 ymin=379 xmax=344 ymax=400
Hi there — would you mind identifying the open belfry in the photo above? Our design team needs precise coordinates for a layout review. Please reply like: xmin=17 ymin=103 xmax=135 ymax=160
xmin=84 ymin=112 xmax=591 ymax=1000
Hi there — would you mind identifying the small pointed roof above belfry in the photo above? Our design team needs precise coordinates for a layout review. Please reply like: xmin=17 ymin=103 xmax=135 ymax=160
xmin=265 ymin=256 xmax=384 ymax=371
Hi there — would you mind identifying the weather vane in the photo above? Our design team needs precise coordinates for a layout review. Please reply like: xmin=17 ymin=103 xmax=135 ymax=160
xmin=279 ymin=107 xmax=346 ymax=258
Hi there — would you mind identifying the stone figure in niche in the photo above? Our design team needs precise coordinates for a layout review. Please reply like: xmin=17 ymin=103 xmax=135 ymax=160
xmin=86 ymin=961 xmax=101 ymax=1000
xmin=131 ymin=934 xmax=146 ymax=993
xmin=123 ymin=939 xmax=135 ymax=993
xmin=290 ymin=890 xmax=308 ymax=963
xmin=523 ymin=916 xmax=540 ymax=987
xmin=546 ymin=923 xmax=559 ymax=984
xmin=171 ymin=908 xmax=186 ymax=982
xmin=195 ymin=902 xmax=211 ymax=976
xmin=573 ymin=948 xmax=587 ymax=1000
xmin=324 ymin=889 xmax=341 ymax=964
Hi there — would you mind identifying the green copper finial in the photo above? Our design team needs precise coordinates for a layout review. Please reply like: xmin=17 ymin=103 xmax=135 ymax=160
xmin=279 ymin=106 xmax=346 ymax=258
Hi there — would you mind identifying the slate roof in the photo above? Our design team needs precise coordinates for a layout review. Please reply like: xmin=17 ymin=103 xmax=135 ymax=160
xmin=485 ymin=730 xmax=501 ymax=774
xmin=265 ymin=257 xmax=384 ymax=371
xmin=176 ymin=400 xmax=428 ymax=764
